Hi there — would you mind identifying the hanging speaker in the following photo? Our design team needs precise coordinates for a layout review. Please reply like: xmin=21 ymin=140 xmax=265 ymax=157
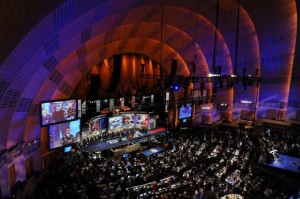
xmin=191 ymin=62 xmax=196 ymax=74
xmin=108 ymin=54 xmax=122 ymax=92
xmin=170 ymin=59 xmax=177 ymax=76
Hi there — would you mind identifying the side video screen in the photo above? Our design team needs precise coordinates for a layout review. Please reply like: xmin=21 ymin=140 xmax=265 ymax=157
xmin=48 ymin=119 xmax=81 ymax=150
xmin=40 ymin=99 xmax=77 ymax=127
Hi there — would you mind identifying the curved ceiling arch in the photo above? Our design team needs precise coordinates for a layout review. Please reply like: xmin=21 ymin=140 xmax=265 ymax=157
xmin=1 ymin=0 xmax=264 ymax=148
xmin=3 ymin=5 xmax=258 ymax=146
xmin=0 ymin=5 xmax=211 ymax=146
xmin=3 ymin=20 xmax=217 ymax=146
xmin=0 ymin=1 xmax=258 ymax=81
xmin=0 ymin=4 xmax=232 ymax=83
xmin=4 ymin=9 xmax=223 ymax=104
xmin=234 ymin=5 xmax=260 ymax=75
xmin=1 ymin=1 xmax=248 ymax=105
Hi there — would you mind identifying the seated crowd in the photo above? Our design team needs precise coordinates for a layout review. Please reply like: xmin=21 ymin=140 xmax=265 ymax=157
xmin=31 ymin=126 xmax=300 ymax=199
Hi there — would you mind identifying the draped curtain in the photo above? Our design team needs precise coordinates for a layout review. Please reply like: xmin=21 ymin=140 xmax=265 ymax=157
xmin=119 ymin=54 xmax=131 ymax=96
xmin=99 ymin=53 xmax=160 ymax=96
xmin=129 ymin=54 xmax=138 ymax=94
xmin=73 ymin=53 xmax=161 ymax=98
xmin=25 ymin=156 xmax=33 ymax=179
xmin=145 ymin=58 xmax=154 ymax=91
xmin=98 ymin=59 xmax=112 ymax=97
xmin=8 ymin=164 xmax=16 ymax=192
xmin=40 ymin=128 xmax=48 ymax=153
xmin=117 ymin=54 xmax=158 ymax=95
xmin=42 ymin=151 xmax=60 ymax=171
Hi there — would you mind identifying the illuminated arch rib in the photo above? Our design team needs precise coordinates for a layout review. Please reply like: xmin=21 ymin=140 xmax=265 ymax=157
xmin=8 ymin=8 xmax=219 ymax=144
xmin=0 ymin=0 xmax=268 ymax=148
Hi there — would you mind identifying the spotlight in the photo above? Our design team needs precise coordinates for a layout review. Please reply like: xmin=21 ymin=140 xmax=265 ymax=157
xmin=171 ymin=83 xmax=181 ymax=91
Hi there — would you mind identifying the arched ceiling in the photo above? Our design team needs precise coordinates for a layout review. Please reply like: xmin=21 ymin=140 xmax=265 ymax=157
xmin=0 ymin=0 xmax=297 ymax=149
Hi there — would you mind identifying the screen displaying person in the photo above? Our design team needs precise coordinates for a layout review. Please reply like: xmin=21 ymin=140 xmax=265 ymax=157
xmin=92 ymin=121 xmax=99 ymax=131
xmin=67 ymin=102 xmax=76 ymax=119
xmin=52 ymin=105 xmax=65 ymax=123
xmin=62 ymin=127 xmax=74 ymax=145
xmin=42 ymin=109 xmax=52 ymax=125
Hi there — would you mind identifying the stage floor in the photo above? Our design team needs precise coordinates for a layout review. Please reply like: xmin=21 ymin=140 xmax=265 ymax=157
xmin=141 ymin=147 xmax=164 ymax=156
xmin=87 ymin=127 xmax=167 ymax=152
xmin=264 ymin=154 xmax=300 ymax=173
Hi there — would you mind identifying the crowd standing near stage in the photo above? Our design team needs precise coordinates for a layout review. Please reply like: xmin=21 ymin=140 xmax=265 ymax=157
xmin=30 ymin=126 xmax=300 ymax=199
xmin=83 ymin=127 xmax=149 ymax=145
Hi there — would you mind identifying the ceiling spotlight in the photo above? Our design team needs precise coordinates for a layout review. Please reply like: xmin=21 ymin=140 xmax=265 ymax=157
xmin=171 ymin=83 xmax=181 ymax=91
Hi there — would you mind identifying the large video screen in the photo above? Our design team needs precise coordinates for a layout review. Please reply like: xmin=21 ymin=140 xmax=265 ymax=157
xmin=88 ymin=116 xmax=101 ymax=136
xmin=108 ymin=115 xmax=123 ymax=130
xmin=122 ymin=113 xmax=135 ymax=128
xmin=64 ymin=146 xmax=73 ymax=153
xmin=135 ymin=113 xmax=149 ymax=128
xmin=178 ymin=103 xmax=192 ymax=119
xmin=86 ymin=116 xmax=107 ymax=139
xmin=48 ymin=119 xmax=81 ymax=150
xmin=40 ymin=99 xmax=77 ymax=127
xmin=99 ymin=117 xmax=108 ymax=132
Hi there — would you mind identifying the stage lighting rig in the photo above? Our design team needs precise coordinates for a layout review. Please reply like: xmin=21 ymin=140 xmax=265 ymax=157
xmin=171 ymin=83 xmax=181 ymax=91
xmin=140 ymin=73 xmax=261 ymax=91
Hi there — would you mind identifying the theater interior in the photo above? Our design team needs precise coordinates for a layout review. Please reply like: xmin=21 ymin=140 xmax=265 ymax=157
xmin=0 ymin=0 xmax=300 ymax=198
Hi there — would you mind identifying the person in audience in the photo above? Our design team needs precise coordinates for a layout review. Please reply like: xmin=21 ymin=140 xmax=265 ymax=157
xmin=30 ymin=125 xmax=300 ymax=199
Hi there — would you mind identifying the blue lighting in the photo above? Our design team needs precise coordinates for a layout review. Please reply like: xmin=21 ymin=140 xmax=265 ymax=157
xmin=171 ymin=84 xmax=180 ymax=91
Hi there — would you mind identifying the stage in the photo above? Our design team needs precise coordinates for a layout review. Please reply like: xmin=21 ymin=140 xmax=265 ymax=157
xmin=86 ymin=127 xmax=168 ymax=152
xmin=264 ymin=154 xmax=300 ymax=173
xmin=141 ymin=147 xmax=164 ymax=156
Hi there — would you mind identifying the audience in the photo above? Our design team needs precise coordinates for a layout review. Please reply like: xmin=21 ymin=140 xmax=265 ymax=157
xmin=30 ymin=126 xmax=300 ymax=199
